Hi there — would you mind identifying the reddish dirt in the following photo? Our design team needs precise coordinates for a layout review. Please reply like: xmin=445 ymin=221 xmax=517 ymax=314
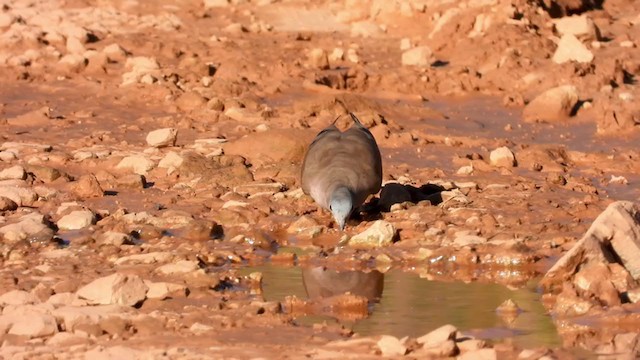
xmin=1 ymin=0 xmax=640 ymax=358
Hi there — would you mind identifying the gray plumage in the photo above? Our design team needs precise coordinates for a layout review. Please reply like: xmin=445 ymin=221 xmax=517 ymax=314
xmin=301 ymin=113 xmax=383 ymax=229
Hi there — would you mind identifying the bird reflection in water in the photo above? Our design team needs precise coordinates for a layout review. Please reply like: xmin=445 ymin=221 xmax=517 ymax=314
xmin=294 ymin=267 xmax=384 ymax=321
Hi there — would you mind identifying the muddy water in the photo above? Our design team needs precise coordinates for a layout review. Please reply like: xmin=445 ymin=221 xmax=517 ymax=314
xmin=241 ymin=264 xmax=561 ymax=349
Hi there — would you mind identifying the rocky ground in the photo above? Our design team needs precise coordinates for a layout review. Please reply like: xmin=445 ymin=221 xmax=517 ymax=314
xmin=1 ymin=0 xmax=640 ymax=358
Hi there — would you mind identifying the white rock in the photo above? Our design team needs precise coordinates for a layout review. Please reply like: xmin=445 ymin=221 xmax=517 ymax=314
xmin=43 ymin=31 xmax=65 ymax=46
xmin=158 ymin=151 xmax=184 ymax=170
xmin=400 ymin=38 xmax=412 ymax=50
xmin=429 ymin=8 xmax=460 ymax=39
xmin=222 ymin=200 xmax=248 ymax=209
xmin=346 ymin=48 xmax=359 ymax=63
xmin=255 ymin=124 xmax=269 ymax=132
xmin=457 ymin=165 xmax=473 ymax=175
xmin=0 ymin=214 xmax=51 ymax=243
xmin=146 ymin=282 xmax=187 ymax=299
xmin=0 ymin=150 xmax=17 ymax=161
xmin=402 ymin=46 xmax=433 ymax=66
xmin=350 ymin=21 xmax=383 ymax=37
xmin=66 ymin=37 xmax=86 ymax=54
xmin=329 ymin=48 xmax=344 ymax=62
xmin=287 ymin=215 xmax=324 ymax=239
xmin=204 ymin=0 xmax=229 ymax=8
xmin=125 ymin=56 xmax=160 ymax=72
xmin=156 ymin=260 xmax=200 ymax=275
xmin=552 ymin=34 xmax=594 ymax=64
xmin=46 ymin=332 xmax=89 ymax=346
xmin=458 ymin=348 xmax=497 ymax=360
xmin=553 ymin=15 xmax=598 ymax=39
xmin=52 ymin=304 xmax=130 ymax=331
xmin=541 ymin=201 xmax=640 ymax=294
xmin=234 ymin=182 xmax=284 ymax=196
xmin=0 ymin=186 xmax=38 ymax=206
xmin=628 ymin=288 xmax=640 ymax=303
xmin=97 ymin=231 xmax=130 ymax=246
xmin=120 ymin=211 xmax=155 ymax=224
xmin=201 ymin=76 xmax=213 ymax=87
xmin=417 ymin=324 xmax=457 ymax=347
xmin=489 ymin=147 xmax=516 ymax=167
xmin=58 ymin=54 xmax=87 ymax=71
xmin=370 ymin=0 xmax=401 ymax=17
xmin=284 ymin=188 xmax=305 ymax=199
xmin=453 ymin=231 xmax=488 ymax=246
xmin=84 ymin=48 xmax=100 ymax=60
xmin=0 ymin=290 xmax=38 ymax=306
xmin=522 ymin=85 xmax=579 ymax=122
xmin=116 ymin=155 xmax=155 ymax=175
xmin=468 ymin=13 xmax=492 ymax=37
xmin=0 ymin=13 xmax=14 ymax=29
xmin=57 ymin=210 xmax=95 ymax=230
xmin=8 ymin=314 xmax=58 ymax=338
xmin=46 ymin=292 xmax=79 ymax=306
xmin=190 ymin=322 xmax=214 ymax=334
xmin=399 ymin=1 xmax=413 ymax=16
xmin=139 ymin=73 xmax=156 ymax=84
xmin=59 ymin=23 xmax=90 ymax=42
xmin=620 ymin=40 xmax=634 ymax=48
xmin=122 ymin=57 xmax=160 ymax=85
xmin=56 ymin=202 xmax=83 ymax=215
xmin=348 ymin=220 xmax=396 ymax=249
xmin=114 ymin=252 xmax=173 ymax=265
xmin=103 ymin=43 xmax=128 ymax=62
xmin=35 ymin=185 xmax=58 ymax=199
xmin=73 ymin=150 xmax=94 ymax=161
xmin=619 ymin=92 xmax=633 ymax=102
xmin=336 ymin=5 xmax=368 ymax=23
xmin=593 ymin=203 xmax=640 ymax=278
xmin=0 ymin=165 xmax=26 ymax=180
xmin=1 ymin=142 xmax=52 ymax=152
xmin=77 ymin=273 xmax=148 ymax=306
xmin=7 ymin=55 xmax=29 ymax=67
xmin=307 ymin=48 xmax=329 ymax=70
xmin=610 ymin=175 xmax=629 ymax=185
xmin=146 ymin=128 xmax=177 ymax=148
xmin=224 ymin=107 xmax=261 ymax=122
xmin=377 ymin=335 xmax=406 ymax=357
xmin=223 ymin=23 xmax=246 ymax=34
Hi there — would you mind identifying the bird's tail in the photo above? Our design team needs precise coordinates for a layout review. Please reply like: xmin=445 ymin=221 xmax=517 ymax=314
xmin=349 ymin=112 xmax=365 ymax=127
xmin=331 ymin=112 xmax=365 ymax=127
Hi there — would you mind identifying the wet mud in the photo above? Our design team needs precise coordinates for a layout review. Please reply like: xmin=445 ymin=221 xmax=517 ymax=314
xmin=1 ymin=0 xmax=640 ymax=358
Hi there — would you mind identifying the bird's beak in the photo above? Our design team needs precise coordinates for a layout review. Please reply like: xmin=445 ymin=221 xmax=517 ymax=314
xmin=337 ymin=219 xmax=346 ymax=231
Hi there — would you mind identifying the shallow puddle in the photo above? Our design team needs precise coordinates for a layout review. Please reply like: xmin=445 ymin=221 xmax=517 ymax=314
xmin=240 ymin=265 xmax=561 ymax=348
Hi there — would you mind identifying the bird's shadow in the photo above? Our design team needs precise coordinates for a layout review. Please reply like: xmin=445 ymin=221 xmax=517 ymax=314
xmin=357 ymin=182 xmax=446 ymax=221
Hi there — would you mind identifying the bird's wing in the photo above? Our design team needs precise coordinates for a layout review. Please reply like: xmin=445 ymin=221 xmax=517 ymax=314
xmin=301 ymin=124 xmax=342 ymax=204
xmin=341 ymin=120 xmax=383 ymax=204
xmin=301 ymin=116 xmax=382 ymax=208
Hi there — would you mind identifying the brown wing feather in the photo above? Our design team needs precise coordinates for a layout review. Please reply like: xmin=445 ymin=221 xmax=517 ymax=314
xmin=301 ymin=119 xmax=382 ymax=209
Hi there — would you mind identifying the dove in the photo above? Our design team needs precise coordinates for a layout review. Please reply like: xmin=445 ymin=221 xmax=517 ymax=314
xmin=301 ymin=113 xmax=383 ymax=230
xmin=302 ymin=267 xmax=384 ymax=301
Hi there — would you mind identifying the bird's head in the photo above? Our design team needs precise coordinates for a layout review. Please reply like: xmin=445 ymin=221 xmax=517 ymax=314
xmin=329 ymin=187 xmax=353 ymax=231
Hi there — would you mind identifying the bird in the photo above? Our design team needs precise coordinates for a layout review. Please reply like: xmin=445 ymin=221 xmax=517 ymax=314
xmin=302 ymin=267 xmax=384 ymax=301
xmin=301 ymin=113 xmax=383 ymax=230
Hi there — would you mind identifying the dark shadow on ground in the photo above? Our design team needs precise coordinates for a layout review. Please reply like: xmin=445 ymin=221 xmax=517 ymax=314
xmin=360 ymin=182 xmax=446 ymax=216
